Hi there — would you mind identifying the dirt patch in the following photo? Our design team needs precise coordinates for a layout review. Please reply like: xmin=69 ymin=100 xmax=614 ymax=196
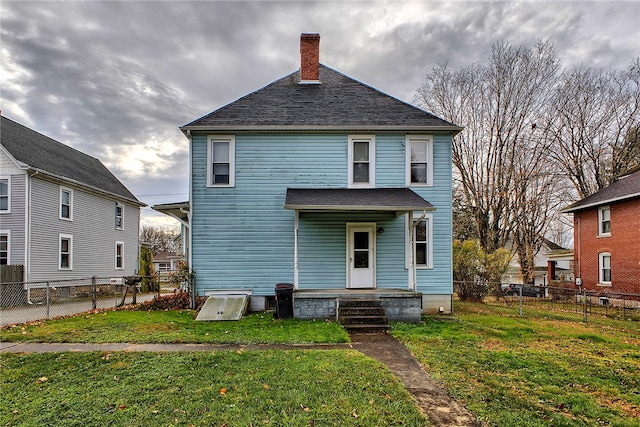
xmin=349 ymin=332 xmax=483 ymax=427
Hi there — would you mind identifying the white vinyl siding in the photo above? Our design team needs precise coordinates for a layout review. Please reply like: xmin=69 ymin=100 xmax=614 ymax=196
xmin=598 ymin=206 xmax=611 ymax=236
xmin=0 ymin=177 xmax=10 ymax=213
xmin=60 ymin=187 xmax=73 ymax=221
xmin=207 ymin=136 xmax=235 ymax=187
xmin=406 ymin=136 xmax=433 ymax=186
xmin=28 ymin=178 xmax=140 ymax=280
xmin=348 ymin=135 xmax=375 ymax=188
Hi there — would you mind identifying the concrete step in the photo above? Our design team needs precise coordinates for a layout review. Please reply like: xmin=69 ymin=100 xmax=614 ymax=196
xmin=343 ymin=323 xmax=390 ymax=333
xmin=340 ymin=315 xmax=389 ymax=325
xmin=338 ymin=298 xmax=389 ymax=333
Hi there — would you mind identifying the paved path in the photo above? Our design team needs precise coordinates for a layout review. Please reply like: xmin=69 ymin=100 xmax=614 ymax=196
xmin=1 ymin=333 xmax=481 ymax=427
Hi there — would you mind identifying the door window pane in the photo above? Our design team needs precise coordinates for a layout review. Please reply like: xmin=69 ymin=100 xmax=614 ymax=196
xmin=354 ymin=251 xmax=369 ymax=268
xmin=354 ymin=232 xmax=369 ymax=250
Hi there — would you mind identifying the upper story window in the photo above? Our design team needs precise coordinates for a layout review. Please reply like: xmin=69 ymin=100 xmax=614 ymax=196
xmin=60 ymin=187 xmax=73 ymax=220
xmin=0 ymin=178 xmax=10 ymax=213
xmin=0 ymin=232 xmax=8 ymax=265
xmin=115 ymin=203 xmax=123 ymax=230
xmin=59 ymin=234 xmax=73 ymax=270
xmin=115 ymin=241 xmax=124 ymax=270
xmin=207 ymin=136 xmax=235 ymax=187
xmin=406 ymin=136 xmax=433 ymax=186
xmin=406 ymin=212 xmax=433 ymax=269
xmin=598 ymin=206 xmax=611 ymax=236
xmin=599 ymin=252 xmax=611 ymax=285
xmin=348 ymin=135 xmax=375 ymax=188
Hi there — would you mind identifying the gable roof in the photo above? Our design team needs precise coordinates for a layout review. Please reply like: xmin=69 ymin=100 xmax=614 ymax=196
xmin=562 ymin=167 xmax=640 ymax=213
xmin=1 ymin=116 xmax=144 ymax=206
xmin=181 ymin=65 xmax=462 ymax=133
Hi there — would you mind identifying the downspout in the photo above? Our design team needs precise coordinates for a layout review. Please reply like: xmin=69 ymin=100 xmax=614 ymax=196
xmin=186 ymin=131 xmax=194 ymax=300
xmin=294 ymin=210 xmax=299 ymax=289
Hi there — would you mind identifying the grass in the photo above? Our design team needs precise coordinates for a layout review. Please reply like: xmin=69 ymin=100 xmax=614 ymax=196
xmin=0 ymin=350 xmax=428 ymax=426
xmin=392 ymin=301 xmax=640 ymax=427
xmin=0 ymin=310 xmax=350 ymax=344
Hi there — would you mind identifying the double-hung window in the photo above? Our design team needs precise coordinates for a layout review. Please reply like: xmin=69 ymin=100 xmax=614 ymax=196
xmin=599 ymin=252 xmax=611 ymax=285
xmin=207 ymin=136 xmax=235 ymax=187
xmin=406 ymin=136 xmax=433 ymax=186
xmin=598 ymin=206 xmax=611 ymax=236
xmin=115 ymin=203 xmax=123 ymax=230
xmin=0 ymin=178 xmax=10 ymax=213
xmin=348 ymin=135 xmax=375 ymax=188
xmin=115 ymin=242 xmax=124 ymax=270
xmin=59 ymin=234 xmax=73 ymax=270
xmin=406 ymin=212 xmax=433 ymax=269
xmin=0 ymin=232 xmax=9 ymax=265
xmin=60 ymin=187 xmax=73 ymax=220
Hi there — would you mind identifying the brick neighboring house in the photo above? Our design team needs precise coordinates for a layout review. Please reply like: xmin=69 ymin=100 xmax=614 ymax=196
xmin=562 ymin=167 xmax=640 ymax=294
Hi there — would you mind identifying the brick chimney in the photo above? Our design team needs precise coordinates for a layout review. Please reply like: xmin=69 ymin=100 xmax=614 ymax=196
xmin=299 ymin=33 xmax=320 ymax=84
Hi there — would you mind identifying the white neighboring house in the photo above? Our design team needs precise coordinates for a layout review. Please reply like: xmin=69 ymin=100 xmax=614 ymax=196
xmin=152 ymin=251 xmax=184 ymax=272
xmin=502 ymin=240 xmax=574 ymax=287
xmin=0 ymin=116 xmax=146 ymax=282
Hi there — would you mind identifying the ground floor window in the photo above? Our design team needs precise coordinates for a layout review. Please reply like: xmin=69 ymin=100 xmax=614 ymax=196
xmin=406 ymin=212 xmax=433 ymax=269
xmin=115 ymin=241 xmax=124 ymax=270
xmin=59 ymin=234 xmax=73 ymax=270
xmin=0 ymin=233 xmax=8 ymax=265
xmin=599 ymin=252 xmax=611 ymax=285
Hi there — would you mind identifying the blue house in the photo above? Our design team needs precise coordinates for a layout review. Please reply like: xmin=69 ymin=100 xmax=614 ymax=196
xmin=178 ymin=34 xmax=461 ymax=320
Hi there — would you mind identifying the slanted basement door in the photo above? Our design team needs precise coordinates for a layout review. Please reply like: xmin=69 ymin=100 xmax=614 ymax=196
xmin=195 ymin=294 xmax=249 ymax=321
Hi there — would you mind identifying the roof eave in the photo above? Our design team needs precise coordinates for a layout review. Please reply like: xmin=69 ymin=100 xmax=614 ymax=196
xmin=181 ymin=125 xmax=463 ymax=137
xmin=284 ymin=204 xmax=436 ymax=212
xmin=561 ymin=193 xmax=640 ymax=213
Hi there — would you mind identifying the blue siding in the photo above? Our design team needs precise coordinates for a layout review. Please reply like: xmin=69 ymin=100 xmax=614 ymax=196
xmin=191 ymin=133 xmax=452 ymax=296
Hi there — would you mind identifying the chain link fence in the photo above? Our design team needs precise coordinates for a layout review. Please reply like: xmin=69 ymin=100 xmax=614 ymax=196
xmin=453 ymin=281 xmax=640 ymax=323
xmin=0 ymin=273 xmax=192 ymax=327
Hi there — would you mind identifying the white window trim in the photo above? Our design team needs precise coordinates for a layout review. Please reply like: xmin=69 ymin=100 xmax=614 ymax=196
xmin=406 ymin=135 xmax=434 ymax=186
xmin=0 ymin=176 xmax=11 ymax=213
xmin=207 ymin=135 xmax=235 ymax=187
xmin=598 ymin=206 xmax=611 ymax=237
xmin=0 ymin=230 xmax=10 ymax=265
xmin=115 ymin=241 xmax=124 ymax=270
xmin=598 ymin=252 xmax=612 ymax=286
xmin=348 ymin=135 xmax=375 ymax=188
xmin=59 ymin=187 xmax=73 ymax=221
xmin=115 ymin=202 xmax=124 ymax=230
xmin=59 ymin=233 xmax=73 ymax=270
xmin=405 ymin=212 xmax=434 ymax=269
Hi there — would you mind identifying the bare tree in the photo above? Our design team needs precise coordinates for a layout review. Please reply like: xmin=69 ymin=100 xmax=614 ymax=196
xmin=140 ymin=225 xmax=179 ymax=255
xmin=416 ymin=40 xmax=561 ymax=267
xmin=544 ymin=58 xmax=640 ymax=199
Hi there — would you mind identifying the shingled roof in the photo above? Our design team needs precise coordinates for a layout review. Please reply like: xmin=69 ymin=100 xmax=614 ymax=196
xmin=562 ymin=167 xmax=640 ymax=213
xmin=181 ymin=65 xmax=462 ymax=133
xmin=284 ymin=188 xmax=434 ymax=212
xmin=1 ymin=116 xmax=144 ymax=205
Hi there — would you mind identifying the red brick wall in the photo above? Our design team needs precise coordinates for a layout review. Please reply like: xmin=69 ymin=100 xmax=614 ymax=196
xmin=573 ymin=198 xmax=640 ymax=293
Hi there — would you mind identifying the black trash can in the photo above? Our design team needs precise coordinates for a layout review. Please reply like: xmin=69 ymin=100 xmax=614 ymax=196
xmin=274 ymin=283 xmax=294 ymax=319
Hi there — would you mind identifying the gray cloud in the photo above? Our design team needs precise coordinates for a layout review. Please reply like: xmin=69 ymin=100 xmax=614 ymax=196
xmin=2 ymin=0 xmax=638 ymax=226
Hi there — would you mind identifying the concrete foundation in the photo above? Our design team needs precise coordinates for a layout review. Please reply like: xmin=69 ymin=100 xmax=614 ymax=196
xmin=421 ymin=294 xmax=453 ymax=314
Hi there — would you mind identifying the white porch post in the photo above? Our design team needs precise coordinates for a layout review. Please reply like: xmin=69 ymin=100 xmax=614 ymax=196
xmin=294 ymin=210 xmax=299 ymax=289
xmin=408 ymin=211 xmax=416 ymax=291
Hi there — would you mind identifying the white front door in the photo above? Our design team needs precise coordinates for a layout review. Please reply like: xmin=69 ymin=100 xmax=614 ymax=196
xmin=346 ymin=223 xmax=376 ymax=289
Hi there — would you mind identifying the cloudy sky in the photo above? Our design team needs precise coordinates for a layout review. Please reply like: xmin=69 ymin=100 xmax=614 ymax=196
xmin=2 ymin=0 xmax=639 ymax=228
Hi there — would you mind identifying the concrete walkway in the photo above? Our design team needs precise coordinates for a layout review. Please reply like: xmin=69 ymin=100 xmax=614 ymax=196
xmin=1 ymin=333 xmax=481 ymax=427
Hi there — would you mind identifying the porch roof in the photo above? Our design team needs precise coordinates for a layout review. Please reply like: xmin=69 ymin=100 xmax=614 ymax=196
xmin=284 ymin=188 xmax=434 ymax=212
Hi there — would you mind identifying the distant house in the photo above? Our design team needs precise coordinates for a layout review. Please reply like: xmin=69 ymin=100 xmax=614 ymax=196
xmin=153 ymin=251 xmax=184 ymax=272
xmin=501 ymin=239 xmax=574 ymax=288
xmin=172 ymin=33 xmax=462 ymax=320
xmin=562 ymin=167 xmax=640 ymax=294
xmin=0 ymin=116 xmax=146 ymax=282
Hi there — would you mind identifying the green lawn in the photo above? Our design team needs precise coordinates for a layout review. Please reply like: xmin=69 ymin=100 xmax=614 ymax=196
xmin=392 ymin=302 xmax=640 ymax=427
xmin=0 ymin=310 xmax=349 ymax=344
xmin=1 ymin=350 xmax=428 ymax=426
